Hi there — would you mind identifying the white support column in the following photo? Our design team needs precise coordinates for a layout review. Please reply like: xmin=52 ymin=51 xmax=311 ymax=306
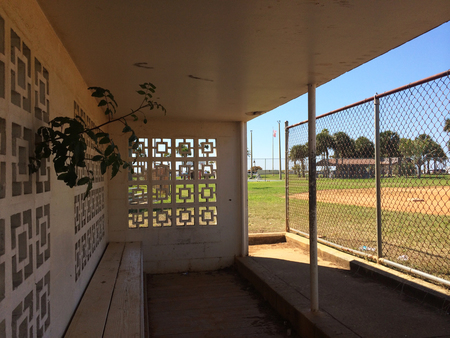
xmin=241 ymin=122 xmax=249 ymax=256
xmin=308 ymin=83 xmax=319 ymax=312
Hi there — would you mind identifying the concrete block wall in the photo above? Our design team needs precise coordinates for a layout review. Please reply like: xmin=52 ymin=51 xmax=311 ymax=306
xmin=108 ymin=119 xmax=246 ymax=273
xmin=0 ymin=1 xmax=108 ymax=336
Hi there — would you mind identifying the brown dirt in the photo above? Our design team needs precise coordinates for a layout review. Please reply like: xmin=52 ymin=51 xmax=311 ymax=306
xmin=290 ymin=186 xmax=450 ymax=216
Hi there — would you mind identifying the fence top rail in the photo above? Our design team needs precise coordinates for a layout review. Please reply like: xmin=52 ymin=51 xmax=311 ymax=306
xmin=286 ymin=69 xmax=450 ymax=130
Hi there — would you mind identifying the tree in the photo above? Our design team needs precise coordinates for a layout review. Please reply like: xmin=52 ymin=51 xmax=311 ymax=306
xmin=417 ymin=134 xmax=434 ymax=174
xmin=444 ymin=118 xmax=450 ymax=152
xmin=333 ymin=132 xmax=355 ymax=158
xmin=380 ymin=130 xmax=400 ymax=177
xmin=316 ymin=129 xmax=334 ymax=177
xmin=399 ymin=136 xmax=430 ymax=178
xmin=429 ymin=141 xmax=447 ymax=172
xmin=380 ymin=130 xmax=401 ymax=157
xmin=355 ymin=136 xmax=374 ymax=158
xmin=289 ymin=144 xmax=308 ymax=177
xmin=29 ymin=83 xmax=166 ymax=198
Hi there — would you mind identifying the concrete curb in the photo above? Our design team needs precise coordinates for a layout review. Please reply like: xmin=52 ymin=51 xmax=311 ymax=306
xmin=283 ymin=232 xmax=450 ymax=313
xmin=235 ymin=256 xmax=359 ymax=338
xmin=239 ymin=232 xmax=450 ymax=337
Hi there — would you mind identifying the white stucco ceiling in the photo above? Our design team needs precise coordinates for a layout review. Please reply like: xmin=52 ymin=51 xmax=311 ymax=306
xmin=36 ymin=0 xmax=450 ymax=122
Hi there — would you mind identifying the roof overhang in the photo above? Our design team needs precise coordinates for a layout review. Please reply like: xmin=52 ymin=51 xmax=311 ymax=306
xmin=36 ymin=0 xmax=450 ymax=122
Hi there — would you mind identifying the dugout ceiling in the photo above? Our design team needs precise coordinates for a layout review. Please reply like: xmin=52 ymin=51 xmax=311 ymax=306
xmin=36 ymin=0 xmax=450 ymax=122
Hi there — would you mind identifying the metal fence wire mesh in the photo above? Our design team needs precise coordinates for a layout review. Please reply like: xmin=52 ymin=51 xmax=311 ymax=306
xmin=287 ymin=71 xmax=450 ymax=283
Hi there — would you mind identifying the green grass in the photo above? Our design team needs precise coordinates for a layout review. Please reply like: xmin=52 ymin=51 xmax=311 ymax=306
xmin=288 ymin=175 xmax=450 ymax=194
xmin=248 ymin=180 xmax=286 ymax=233
xmin=249 ymin=178 xmax=450 ymax=281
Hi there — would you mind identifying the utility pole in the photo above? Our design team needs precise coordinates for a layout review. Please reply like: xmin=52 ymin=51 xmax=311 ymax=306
xmin=272 ymin=128 xmax=274 ymax=177
xmin=250 ymin=130 xmax=253 ymax=179
xmin=278 ymin=120 xmax=282 ymax=180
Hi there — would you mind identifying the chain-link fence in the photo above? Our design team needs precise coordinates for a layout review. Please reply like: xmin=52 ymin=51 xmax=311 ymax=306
xmin=248 ymin=158 xmax=286 ymax=180
xmin=286 ymin=70 xmax=450 ymax=285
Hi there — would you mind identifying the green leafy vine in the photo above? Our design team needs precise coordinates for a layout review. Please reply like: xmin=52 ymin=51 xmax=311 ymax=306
xmin=29 ymin=82 xmax=165 ymax=198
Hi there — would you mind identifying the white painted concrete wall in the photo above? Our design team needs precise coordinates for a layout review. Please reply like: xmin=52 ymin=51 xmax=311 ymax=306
xmin=0 ymin=1 xmax=247 ymax=336
xmin=108 ymin=119 xmax=246 ymax=273
xmin=0 ymin=1 xmax=108 ymax=336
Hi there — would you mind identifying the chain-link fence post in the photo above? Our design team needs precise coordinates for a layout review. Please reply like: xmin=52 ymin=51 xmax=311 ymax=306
xmin=374 ymin=96 xmax=383 ymax=259
xmin=308 ymin=84 xmax=319 ymax=312
xmin=285 ymin=120 xmax=290 ymax=232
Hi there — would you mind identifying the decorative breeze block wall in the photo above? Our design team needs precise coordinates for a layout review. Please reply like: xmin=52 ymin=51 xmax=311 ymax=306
xmin=73 ymin=102 xmax=106 ymax=282
xmin=0 ymin=16 xmax=51 ymax=338
xmin=128 ymin=138 xmax=218 ymax=228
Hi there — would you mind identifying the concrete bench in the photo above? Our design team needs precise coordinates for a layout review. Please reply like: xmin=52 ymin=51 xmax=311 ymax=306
xmin=65 ymin=242 xmax=144 ymax=338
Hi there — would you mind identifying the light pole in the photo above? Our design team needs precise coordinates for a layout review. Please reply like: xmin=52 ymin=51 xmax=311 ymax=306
xmin=272 ymin=128 xmax=274 ymax=177
xmin=250 ymin=130 xmax=253 ymax=179
xmin=278 ymin=120 xmax=282 ymax=180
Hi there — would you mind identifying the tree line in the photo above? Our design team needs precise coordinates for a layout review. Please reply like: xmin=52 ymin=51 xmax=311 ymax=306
xmin=289 ymin=121 xmax=450 ymax=179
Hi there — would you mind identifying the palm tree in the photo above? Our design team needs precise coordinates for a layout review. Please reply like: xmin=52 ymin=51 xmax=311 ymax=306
xmin=399 ymin=136 xmax=430 ymax=179
xmin=333 ymin=132 xmax=355 ymax=178
xmin=289 ymin=144 xmax=308 ymax=177
xmin=355 ymin=136 xmax=374 ymax=158
xmin=380 ymin=130 xmax=400 ymax=177
xmin=316 ymin=129 xmax=334 ymax=177
xmin=444 ymin=118 xmax=450 ymax=152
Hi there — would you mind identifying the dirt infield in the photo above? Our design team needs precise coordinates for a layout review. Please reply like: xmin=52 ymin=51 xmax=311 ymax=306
xmin=290 ymin=186 xmax=450 ymax=216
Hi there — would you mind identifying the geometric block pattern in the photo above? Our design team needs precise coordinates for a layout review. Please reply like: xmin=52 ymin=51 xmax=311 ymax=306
xmin=74 ymin=214 xmax=105 ymax=282
xmin=73 ymin=185 xmax=105 ymax=282
xmin=0 ymin=20 xmax=52 ymax=338
xmin=74 ymin=102 xmax=104 ymax=183
xmin=0 ymin=204 xmax=51 ymax=338
xmin=74 ymin=187 xmax=105 ymax=234
xmin=128 ymin=137 xmax=218 ymax=228
xmin=10 ymin=29 xmax=31 ymax=112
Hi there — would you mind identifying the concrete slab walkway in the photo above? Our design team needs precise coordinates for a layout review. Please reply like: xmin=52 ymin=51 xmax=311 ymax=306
xmin=237 ymin=233 xmax=450 ymax=338
xmin=147 ymin=268 xmax=297 ymax=337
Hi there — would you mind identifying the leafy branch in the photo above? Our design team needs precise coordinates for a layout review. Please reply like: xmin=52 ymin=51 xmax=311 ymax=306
xmin=29 ymin=82 xmax=165 ymax=198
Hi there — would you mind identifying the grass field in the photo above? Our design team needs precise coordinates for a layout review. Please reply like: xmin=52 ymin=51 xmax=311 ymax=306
xmin=248 ymin=176 xmax=450 ymax=281
xmin=248 ymin=179 xmax=286 ymax=233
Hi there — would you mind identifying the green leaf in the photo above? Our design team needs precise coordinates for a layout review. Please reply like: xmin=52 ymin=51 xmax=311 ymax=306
xmin=99 ymin=136 xmax=111 ymax=144
xmin=84 ymin=180 xmax=93 ymax=200
xmin=137 ymin=90 xmax=145 ymax=95
xmin=122 ymin=125 xmax=132 ymax=133
xmin=92 ymin=155 xmax=103 ymax=161
xmin=89 ymin=87 xmax=106 ymax=98
xmin=96 ymin=132 xmax=108 ymax=138
xmin=77 ymin=177 xmax=90 ymax=186
xmin=100 ymin=161 xmax=107 ymax=175
xmin=86 ymin=130 xmax=97 ymax=142
xmin=111 ymin=162 xmax=120 ymax=179
xmin=143 ymin=118 xmax=148 ymax=124
xmin=104 ymin=144 xmax=114 ymax=157
xmin=129 ymin=134 xmax=138 ymax=143
xmin=57 ymin=173 xmax=68 ymax=181
xmin=98 ymin=99 xmax=108 ymax=107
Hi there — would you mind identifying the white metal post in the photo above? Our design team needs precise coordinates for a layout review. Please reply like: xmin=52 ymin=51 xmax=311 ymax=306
xmin=241 ymin=122 xmax=249 ymax=256
xmin=374 ymin=97 xmax=382 ymax=259
xmin=308 ymin=83 xmax=319 ymax=312
xmin=278 ymin=120 xmax=282 ymax=180
xmin=285 ymin=121 xmax=289 ymax=232
xmin=250 ymin=130 xmax=253 ymax=179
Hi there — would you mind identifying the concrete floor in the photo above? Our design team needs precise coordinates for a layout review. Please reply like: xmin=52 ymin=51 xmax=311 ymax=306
xmin=147 ymin=233 xmax=450 ymax=338
xmin=147 ymin=268 xmax=297 ymax=337
xmin=239 ymin=235 xmax=450 ymax=338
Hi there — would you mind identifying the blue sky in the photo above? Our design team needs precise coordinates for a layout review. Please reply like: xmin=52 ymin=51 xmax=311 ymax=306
xmin=247 ymin=21 xmax=450 ymax=164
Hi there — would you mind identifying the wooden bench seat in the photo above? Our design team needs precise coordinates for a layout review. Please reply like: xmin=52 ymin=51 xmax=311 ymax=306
xmin=65 ymin=242 xmax=144 ymax=338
